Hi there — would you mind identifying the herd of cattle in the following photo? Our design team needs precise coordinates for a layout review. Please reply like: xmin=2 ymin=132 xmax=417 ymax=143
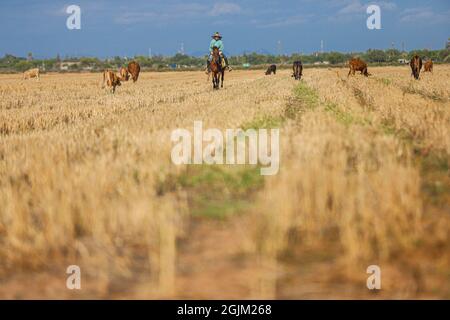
xmin=344 ymin=55 xmax=433 ymax=80
xmin=21 ymin=55 xmax=434 ymax=93
xmin=264 ymin=61 xmax=303 ymax=80
xmin=102 ymin=61 xmax=141 ymax=93
xmin=21 ymin=61 xmax=141 ymax=94
xmin=264 ymin=54 xmax=433 ymax=82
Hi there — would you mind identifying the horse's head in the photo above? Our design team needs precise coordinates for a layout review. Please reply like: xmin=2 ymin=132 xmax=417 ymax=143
xmin=211 ymin=46 xmax=221 ymax=67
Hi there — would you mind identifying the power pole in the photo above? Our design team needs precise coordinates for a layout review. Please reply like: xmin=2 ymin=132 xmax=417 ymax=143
xmin=320 ymin=40 xmax=324 ymax=54
xmin=277 ymin=40 xmax=283 ymax=56
xmin=180 ymin=42 xmax=185 ymax=55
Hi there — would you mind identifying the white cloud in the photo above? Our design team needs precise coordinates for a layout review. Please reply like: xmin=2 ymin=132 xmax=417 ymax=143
xmin=379 ymin=1 xmax=397 ymax=11
xmin=255 ymin=14 xmax=312 ymax=28
xmin=115 ymin=3 xmax=207 ymax=25
xmin=47 ymin=3 xmax=108 ymax=17
xmin=335 ymin=0 xmax=396 ymax=14
xmin=329 ymin=0 xmax=396 ymax=22
xmin=338 ymin=0 xmax=366 ymax=15
xmin=400 ymin=7 xmax=450 ymax=24
xmin=115 ymin=12 xmax=157 ymax=25
xmin=115 ymin=2 xmax=242 ymax=25
xmin=209 ymin=3 xmax=241 ymax=16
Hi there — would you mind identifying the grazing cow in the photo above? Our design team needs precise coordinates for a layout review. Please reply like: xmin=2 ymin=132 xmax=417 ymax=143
xmin=127 ymin=61 xmax=141 ymax=83
xmin=348 ymin=58 xmax=369 ymax=77
xmin=292 ymin=61 xmax=303 ymax=80
xmin=119 ymin=67 xmax=130 ymax=81
xmin=23 ymin=68 xmax=40 ymax=80
xmin=410 ymin=55 xmax=423 ymax=80
xmin=424 ymin=60 xmax=433 ymax=73
xmin=102 ymin=70 xmax=121 ymax=93
xmin=265 ymin=64 xmax=277 ymax=75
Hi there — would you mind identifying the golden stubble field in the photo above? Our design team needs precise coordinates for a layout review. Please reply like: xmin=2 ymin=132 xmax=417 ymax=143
xmin=0 ymin=66 xmax=449 ymax=299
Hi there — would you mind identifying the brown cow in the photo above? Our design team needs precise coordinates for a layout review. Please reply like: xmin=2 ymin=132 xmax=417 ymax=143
xmin=119 ymin=67 xmax=130 ymax=81
xmin=410 ymin=55 xmax=422 ymax=80
xmin=127 ymin=61 xmax=140 ymax=83
xmin=23 ymin=68 xmax=40 ymax=80
xmin=102 ymin=70 xmax=121 ymax=93
xmin=424 ymin=60 xmax=433 ymax=73
xmin=348 ymin=58 xmax=369 ymax=77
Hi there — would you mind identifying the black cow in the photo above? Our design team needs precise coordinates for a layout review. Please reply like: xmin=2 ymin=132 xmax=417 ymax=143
xmin=265 ymin=64 xmax=277 ymax=75
xmin=292 ymin=61 xmax=303 ymax=80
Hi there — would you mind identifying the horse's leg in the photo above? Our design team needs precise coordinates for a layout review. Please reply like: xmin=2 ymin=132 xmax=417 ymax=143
xmin=221 ymin=70 xmax=224 ymax=88
xmin=213 ymin=73 xmax=218 ymax=89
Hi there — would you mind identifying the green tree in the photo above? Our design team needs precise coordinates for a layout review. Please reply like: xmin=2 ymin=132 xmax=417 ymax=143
xmin=364 ymin=49 xmax=388 ymax=63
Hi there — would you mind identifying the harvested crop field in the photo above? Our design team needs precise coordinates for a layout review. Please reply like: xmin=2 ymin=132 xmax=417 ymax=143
xmin=0 ymin=66 xmax=449 ymax=299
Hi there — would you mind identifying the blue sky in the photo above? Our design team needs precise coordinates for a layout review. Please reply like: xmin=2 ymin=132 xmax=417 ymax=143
xmin=0 ymin=0 xmax=449 ymax=58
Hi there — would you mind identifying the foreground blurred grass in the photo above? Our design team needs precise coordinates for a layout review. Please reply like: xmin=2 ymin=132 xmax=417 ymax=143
xmin=177 ymin=165 xmax=264 ymax=219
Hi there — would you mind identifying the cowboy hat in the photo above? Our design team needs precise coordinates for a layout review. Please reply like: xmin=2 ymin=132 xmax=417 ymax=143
xmin=211 ymin=32 xmax=222 ymax=39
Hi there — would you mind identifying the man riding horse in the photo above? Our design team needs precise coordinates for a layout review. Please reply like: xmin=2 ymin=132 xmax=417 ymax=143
xmin=206 ymin=32 xmax=232 ymax=74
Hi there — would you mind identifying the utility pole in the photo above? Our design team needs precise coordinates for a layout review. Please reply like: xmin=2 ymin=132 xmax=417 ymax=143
xmin=277 ymin=40 xmax=283 ymax=56
xmin=180 ymin=42 xmax=185 ymax=55
xmin=389 ymin=42 xmax=395 ymax=61
xmin=320 ymin=40 xmax=324 ymax=54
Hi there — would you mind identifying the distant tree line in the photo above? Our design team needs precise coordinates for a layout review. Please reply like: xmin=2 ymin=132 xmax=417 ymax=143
xmin=229 ymin=48 xmax=449 ymax=65
xmin=1 ymin=47 xmax=449 ymax=73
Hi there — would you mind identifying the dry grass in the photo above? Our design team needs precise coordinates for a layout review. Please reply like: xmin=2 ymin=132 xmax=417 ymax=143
xmin=0 ymin=67 xmax=448 ymax=298
xmin=250 ymin=66 xmax=450 ymax=298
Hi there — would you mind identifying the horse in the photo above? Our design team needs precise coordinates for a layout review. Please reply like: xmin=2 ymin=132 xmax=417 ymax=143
xmin=292 ymin=61 xmax=303 ymax=80
xmin=210 ymin=47 xmax=224 ymax=89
